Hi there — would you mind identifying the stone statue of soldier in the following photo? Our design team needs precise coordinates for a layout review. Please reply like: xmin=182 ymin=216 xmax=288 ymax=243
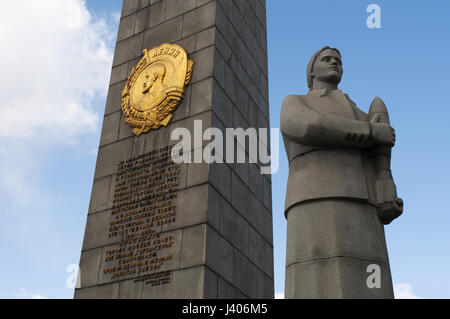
xmin=281 ymin=47 xmax=403 ymax=298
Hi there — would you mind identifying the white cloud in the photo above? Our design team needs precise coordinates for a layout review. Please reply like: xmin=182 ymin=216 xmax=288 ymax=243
xmin=275 ymin=292 xmax=284 ymax=299
xmin=394 ymin=283 xmax=422 ymax=299
xmin=111 ymin=11 xmax=122 ymax=24
xmin=0 ymin=0 xmax=118 ymax=217
xmin=15 ymin=288 xmax=48 ymax=299
xmin=0 ymin=0 xmax=115 ymax=141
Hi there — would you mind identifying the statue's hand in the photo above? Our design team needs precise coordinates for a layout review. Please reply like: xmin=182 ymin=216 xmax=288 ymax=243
xmin=377 ymin=198 xmax=403 ymax=225
xmin=370 ymin=115 xmax=396 ymax=146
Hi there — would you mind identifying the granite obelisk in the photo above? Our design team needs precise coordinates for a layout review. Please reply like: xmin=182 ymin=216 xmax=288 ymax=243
xmin=75 ymin=0 xmax=273 ymax=299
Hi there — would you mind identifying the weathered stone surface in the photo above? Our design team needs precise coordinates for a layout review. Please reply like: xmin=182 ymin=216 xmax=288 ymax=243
xmin=78 ymin=248 xmax=102 ymax=288
xmin=122 ymin=0 xmax=139 ymax=17
xmin=220 ymin=199 xmax=249 ymax=256
xmin=172 ymin=85 xmax=192 ymax=122
xmin=203 ymin=267 xmax=218 ymax=299
xmin=263 ymin=175 xmax=272 ymax=211
xmin=210 ymin=162 xmax=232 ymax=202
xmin=88 ymin=176 xmax=111 ymax=213
xmin=105 ymin=81 xmax=126 ymax=115
xmin=94 ymin=138 xmax=133 ymax=179
xmin=82 ymin=210 xmax=120 ymax=250
xmin=206 ymin=185 xmax=221 ymax=231
xmin=175 ymin=34 xmax=197 ymax=55
xmin=74 ymin=283 xmax=119 ymax=299
xmin=191 ymin=46 xmax=215 ymax=83
xmin=248 ymin=226 xmax=266 ymax=274
xmin=161 ymin=184 xmax=208 ymax=232
xmin=233 ymin=248 xmax=260 ymax=298
xmin=142 ymin=266 xmax=206 ymax=299
xmin=134 ymin=8 xmax=149 ymax=34
xmin=165 ymin=0 xmax=196 ymax=20
xmin=99 ymin=112 xmax=121 ymax=147
xmin=109 ymin=63 xmax=130 ymax=86
xmin=143 ymin=16 xmax=183 ymax=49
xmin=212 ymin=79 xmax=234 ymax=127
xmin=196 ymin=27 xmax=216 ymax=50
xmin=118 ymin=112 xmax=134 ymax=140
xmin=230 ymin=171 xmax=249 ymax=215
xmin=257 ymin=268 xmax=274 ymax=298
xmin=117 ymin=13 xmax=136 ymax=41
xmin=246 ymin=261 xmax=259 ymax=298
xmin=190 ymin=78 xmax=213 ymax=116
xmin=182 ymin=2 xmax=216 ymax=38
xmin=285 ymin=257 xmax=394 ymax=299
xmin=205 ymin=226 xmax=233 ymax=284
xmin=112 ymin=33 xmax=143 ymax=67
xmin=181 ymin=224 xmax=206 ymax=268
xmin=119 ymin=280 xmax=143 ymax=299
xmin=187 ymin=161 xmax=209 ymax=187
xmin=218 ymin=277 xmax=246 ymax=299
xmin=148 ymin=0 xmax=166 ymax=27
xmin=132 ymin=125 xmax=169 ymax=156
xmin=286 ymin=200 xmax=390 ymax=266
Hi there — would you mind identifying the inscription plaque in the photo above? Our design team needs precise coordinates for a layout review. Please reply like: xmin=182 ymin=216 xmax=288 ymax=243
xmin=102 ymin=145 xmax=180 ymax=286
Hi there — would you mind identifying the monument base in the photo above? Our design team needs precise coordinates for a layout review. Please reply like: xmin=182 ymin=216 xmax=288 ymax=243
xmin=285 ymin=200 xmax=394 ymax=299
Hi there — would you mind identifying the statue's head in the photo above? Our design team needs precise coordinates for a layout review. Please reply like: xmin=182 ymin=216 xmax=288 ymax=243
xmin=307 ymin=46 xmax=343 ymax=90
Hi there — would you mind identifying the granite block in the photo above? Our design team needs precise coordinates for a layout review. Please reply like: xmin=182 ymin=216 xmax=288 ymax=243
xmin=88 ymin=176 xmax=111 ymax=213
xmin=248 ymin=226 xmax=266 ymax=273
xmin=109 ymin=63 xmax=130 ymax=86
xmin=220 ymin=199 xmax=249 ymax=256
xmin=191 ymin=46 xmax=215 ymax=83
xmin=122 ymin=0 xmax=139 ymax=18
xmin=190 ymin=78 xmax=213 ymax=116
xmin=94 ymin=138 xmax=134 ymax=179
xmin=142 ymin=266 xmax=205 ymax=299
xmin=105 ymin=81 xmax=126 ymax=115
xmin=134 ymin=7 xmax=150 ymax=34
xmin=148 ymin=0 xmax=166 ymax=27
xmin=196 ymin=27 xmax=216 ymax=51
xmin=203 ymin=266 xmax=219 ymax=299
xmin=285 ymin=257 xmax=393 ymax=299
xmin=181 ymin=224 xmax=207 ymax=268
xmin=206 ymin=226 xmax=233 ymax=283
xmin=113 ymin=33 xmax=143 ymax=67
xmin=82 ymin=210 xmax=120 ymax=250
xmin=182 ymin=1 xmax=216 ymax=38
xmin=78 ymin=248 xmax=102 ymax=288
xmin=75 ymin=283 xmax=119 ymax=299
xmin=119 ymin=280 xmax=143 ymax=299
xmin=143 ymin=15 xmax=182 ymax=49
xmin=165 ymin=0 xmax=196 ymax=20
xmin=117 ymin=13 xmax=136 ymax=41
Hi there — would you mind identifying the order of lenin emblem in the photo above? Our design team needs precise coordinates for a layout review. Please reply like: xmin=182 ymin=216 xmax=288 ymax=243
xmin=122 ymin=43 xmax=194 ymax=136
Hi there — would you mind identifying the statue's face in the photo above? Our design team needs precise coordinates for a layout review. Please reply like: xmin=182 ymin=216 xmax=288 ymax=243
xmin=311 ymin=49 xmax=343 ymax=85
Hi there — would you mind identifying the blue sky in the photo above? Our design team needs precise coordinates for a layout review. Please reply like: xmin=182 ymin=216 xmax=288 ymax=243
xmin=0 ymin=0 xmax=449 ymax=299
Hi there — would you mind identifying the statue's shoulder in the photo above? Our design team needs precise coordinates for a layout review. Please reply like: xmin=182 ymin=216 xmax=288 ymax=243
xmin=282 ymin=94 xmax=309 ymax=109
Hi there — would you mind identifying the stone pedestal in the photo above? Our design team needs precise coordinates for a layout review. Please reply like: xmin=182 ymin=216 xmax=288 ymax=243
xmin=285 ymin=200 xmax=394 ymax=299
xmin=75 ymin=0 xmax=273 ymax=299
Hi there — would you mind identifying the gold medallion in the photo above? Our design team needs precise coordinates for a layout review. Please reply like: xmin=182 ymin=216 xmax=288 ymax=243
xmin=122 ymin=43 xmax=194 ymax=136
